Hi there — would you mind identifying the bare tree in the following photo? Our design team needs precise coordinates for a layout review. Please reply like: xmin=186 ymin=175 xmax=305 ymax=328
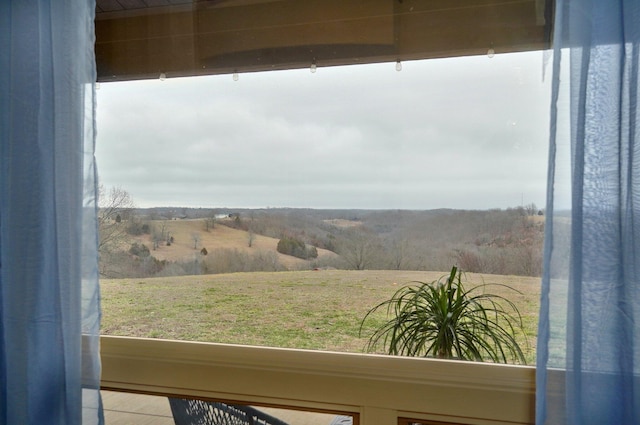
xmin=191 ymin=232 xmax=201 ymax=249
xmin=386 ymin=236 xmax=410 ymax=270
xmin=204 ymin=215 xmax=216 ymax=232
xmin=98 ymin=184 xmax=135 ymax=254
xmin=337 ymin=228 xmax=381 ymax=270
xmin=524 ymin=202 xmax=538 ymax=216
xmin=151 ymin=230 xmax=162 ymax=250
xmin=247 ymin=230 xmax=255 ymax=248
xmin=151 ymin=221 xmax=168 ymax=250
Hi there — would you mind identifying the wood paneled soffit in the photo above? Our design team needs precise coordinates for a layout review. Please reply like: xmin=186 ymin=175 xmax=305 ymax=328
xmin=95 ymin=0 xmax=552 ymax=82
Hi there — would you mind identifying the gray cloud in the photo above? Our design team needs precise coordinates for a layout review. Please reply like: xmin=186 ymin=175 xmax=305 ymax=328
xmin=96 ymin=51 xmax=550 ymax=210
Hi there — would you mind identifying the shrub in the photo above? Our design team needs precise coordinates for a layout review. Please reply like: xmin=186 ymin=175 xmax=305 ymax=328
xmin=277 ymin=236 xmax=318 ymax=259
xmin=361 ymin=266 xmax=526 ymax=364
xmin=201 ymin=248 xmax=285 ymax=274
xmin=126 ymin=220 xmax=151 ymax=236
xmin=139 ymin=255 xmax=166 ymax=276
xmin=454 ymin=249 xmax=484 ymax=273
xmin=128 ymin=242 xmax=150 ymax=258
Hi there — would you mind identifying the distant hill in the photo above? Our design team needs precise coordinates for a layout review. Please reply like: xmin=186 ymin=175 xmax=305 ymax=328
xmin=131 ymin=218 xmax=337 ymax=269
xmin=99 ymin=207 xmax=543 ymax=279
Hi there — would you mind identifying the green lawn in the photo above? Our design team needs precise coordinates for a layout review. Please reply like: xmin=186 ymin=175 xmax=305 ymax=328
xmin=100 ymin=269 xmax=540 ymax=364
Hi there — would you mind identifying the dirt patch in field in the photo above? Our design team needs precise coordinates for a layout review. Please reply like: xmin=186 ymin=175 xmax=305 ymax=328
xmin=323 ymin=219 xmax=363 ymax=228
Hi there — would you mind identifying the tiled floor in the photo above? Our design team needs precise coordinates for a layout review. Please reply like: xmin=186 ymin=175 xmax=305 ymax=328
xmin=102 ymin=391 xmax=174 ymax=425
xmin=102 ymin=390 xmax=343 ymax=424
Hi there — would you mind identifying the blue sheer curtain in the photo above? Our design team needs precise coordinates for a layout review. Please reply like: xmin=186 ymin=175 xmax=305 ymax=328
xmin=0 ymin=2 xmax=103 ymax=424
xmin=537 ymin=0 xmax=640 ymax=423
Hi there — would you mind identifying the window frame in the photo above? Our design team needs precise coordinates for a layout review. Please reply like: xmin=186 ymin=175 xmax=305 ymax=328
xmin=96 ymin=3 xmax=550 ymax=423
xmin=100 ymin=335 xmax=536 ymax=424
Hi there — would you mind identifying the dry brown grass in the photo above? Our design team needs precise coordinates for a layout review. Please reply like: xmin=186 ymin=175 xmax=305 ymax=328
xmin=131 ymin=219 xmax=336 ymax=268
xmin=323 ymin=219 xmax=363 ymax=228
xmin=101 ymin=269 xmax=540 ymax=363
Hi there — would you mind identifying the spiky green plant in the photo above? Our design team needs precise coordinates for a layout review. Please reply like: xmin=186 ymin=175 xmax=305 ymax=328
xmin=361 ymin=266 xmax=527 ymax=364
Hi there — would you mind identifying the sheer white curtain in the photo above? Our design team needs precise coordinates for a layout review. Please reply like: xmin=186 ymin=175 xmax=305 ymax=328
xmin=537 ymin=0 xmax=640 ymax=423
xmin=0 ymin=2 xmax=102 ymax=424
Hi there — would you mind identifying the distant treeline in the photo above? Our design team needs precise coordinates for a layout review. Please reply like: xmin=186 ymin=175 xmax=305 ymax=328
xmin=99 ymin=206 xmax=545 ymax=279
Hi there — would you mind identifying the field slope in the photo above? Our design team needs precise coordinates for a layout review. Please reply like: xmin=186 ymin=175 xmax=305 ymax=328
xmin=101 ymin=269 xmax=540 ymax=364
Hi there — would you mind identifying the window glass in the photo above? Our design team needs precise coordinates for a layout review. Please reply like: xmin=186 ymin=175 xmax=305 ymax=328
xmin=96 ymin=52 xmax=549 ymax=364
xmin=102 ymin=391 xmax=352 ymax=425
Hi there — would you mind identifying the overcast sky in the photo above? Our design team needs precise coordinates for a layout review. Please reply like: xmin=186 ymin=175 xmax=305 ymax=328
xmin=96 ymin=51 xmax=551 ymax=210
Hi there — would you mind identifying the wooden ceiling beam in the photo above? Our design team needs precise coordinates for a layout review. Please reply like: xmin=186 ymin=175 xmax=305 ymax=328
xmin=95 ymin=0 xmax=552 ymax=82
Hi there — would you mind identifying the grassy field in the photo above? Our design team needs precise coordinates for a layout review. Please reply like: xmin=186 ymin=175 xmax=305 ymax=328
xmin=100 ymin=269 xmax=541 ymax=364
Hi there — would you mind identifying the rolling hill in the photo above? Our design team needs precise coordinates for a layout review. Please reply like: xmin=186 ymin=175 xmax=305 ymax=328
xmin=131 ymin=218 xmax=337 ymax=269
